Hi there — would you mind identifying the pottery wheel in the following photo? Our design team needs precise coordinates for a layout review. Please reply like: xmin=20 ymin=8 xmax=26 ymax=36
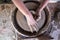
xmin=16 ymin=1 xmax=46 ymax=32
xmin=16 ymin=10 xmax=46 ymax=32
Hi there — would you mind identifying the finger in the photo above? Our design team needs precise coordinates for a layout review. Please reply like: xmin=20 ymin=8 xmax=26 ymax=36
xmin=36 ymin=16 xmax=41 ymax=21
xmin=32 ymin=24 xmax=38 ymax=32
xmin=36 ymin=13 xmax=41 ymax=21
xmin=31 ymin=25 xmax=35 ymax=31
xmin=36 ymin=23 xmax=39 ymax=27
xmin=32 ymin=25 xmax=37 ymax=32
xmin=29 ymin=25 xmax=33 ymax=33
xmin=34 ymin=23 xmax=39 ymax=32
xmin=35 ymin=23 xmax=39 ymax=31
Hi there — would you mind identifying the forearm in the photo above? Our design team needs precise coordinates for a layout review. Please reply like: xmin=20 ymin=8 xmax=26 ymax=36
xmin=38 ymin=0 xmax=49 ymax=12
xmin=12 ymin=0 xmax=32 ymax=17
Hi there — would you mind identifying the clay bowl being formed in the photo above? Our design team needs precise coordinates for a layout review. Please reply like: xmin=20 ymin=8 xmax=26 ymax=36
xmin=12 ymin=1 xmax=51 ymax=38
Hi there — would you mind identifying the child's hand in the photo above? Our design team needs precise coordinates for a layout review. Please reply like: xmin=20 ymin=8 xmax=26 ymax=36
xmin=26 ymin=15 xmax=39 ymax=33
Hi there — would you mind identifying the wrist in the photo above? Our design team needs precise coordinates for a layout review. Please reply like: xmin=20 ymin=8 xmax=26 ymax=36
xmin=25 ymin=13 xmax=33 ymax=18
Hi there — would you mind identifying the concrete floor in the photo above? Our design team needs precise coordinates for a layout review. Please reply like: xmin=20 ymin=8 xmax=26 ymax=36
xmin=0 ymin=2 xmax=60 ymax=40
